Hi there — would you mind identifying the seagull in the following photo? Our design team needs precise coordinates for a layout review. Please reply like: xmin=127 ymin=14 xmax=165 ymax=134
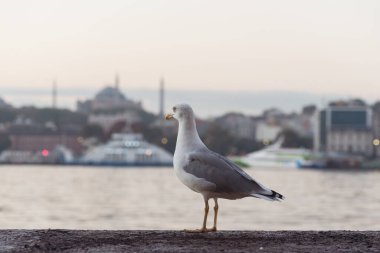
xmin=165 ymin=104 xmax=284 ymax=233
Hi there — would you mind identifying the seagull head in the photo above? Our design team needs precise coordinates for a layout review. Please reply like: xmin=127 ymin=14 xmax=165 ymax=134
xmin=165 ymin=104 xmax=194 ymax=122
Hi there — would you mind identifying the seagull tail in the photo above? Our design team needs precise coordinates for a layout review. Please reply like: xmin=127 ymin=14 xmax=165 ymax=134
xmin=250 ymin=190 xmax=285 ymax=201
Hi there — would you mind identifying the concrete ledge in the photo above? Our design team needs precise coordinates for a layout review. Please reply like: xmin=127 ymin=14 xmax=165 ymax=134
xmin=0 ymin=230 xmax=378 ymax=252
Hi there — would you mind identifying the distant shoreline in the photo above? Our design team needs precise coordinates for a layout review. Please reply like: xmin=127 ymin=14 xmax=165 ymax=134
xmin=0 ymin=230 xmax=378 ymax=253
xmin=1 ymin=164 xmax=380 ymax=171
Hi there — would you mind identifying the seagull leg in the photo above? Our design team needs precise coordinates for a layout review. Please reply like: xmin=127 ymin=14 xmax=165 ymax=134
xmin=201 ymin=199 xmax=209 ymax=231
xmin=184 ymin=198 xmax=209 ymax=233
xmin=207 ymin=198 xmax=218 ymax=232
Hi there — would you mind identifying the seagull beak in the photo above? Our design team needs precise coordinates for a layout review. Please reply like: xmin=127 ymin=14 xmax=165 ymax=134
xmin=165 ymin=113 xmax=174 ymax=120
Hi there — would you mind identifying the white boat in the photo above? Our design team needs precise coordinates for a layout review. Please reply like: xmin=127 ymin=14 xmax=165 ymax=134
xmin=240 ymin=139 xmax=323 ymax=169
xmin=78 ymin=133 xmax=173 ymax=166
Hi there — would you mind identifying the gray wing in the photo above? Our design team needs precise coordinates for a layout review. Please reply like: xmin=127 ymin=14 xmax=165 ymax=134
xmin=183 ymin=149 xmax=271 ymax=195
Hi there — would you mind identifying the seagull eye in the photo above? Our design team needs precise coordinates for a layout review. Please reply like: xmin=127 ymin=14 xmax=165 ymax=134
xmin=173 ymin=106 xmax=177 ymax=112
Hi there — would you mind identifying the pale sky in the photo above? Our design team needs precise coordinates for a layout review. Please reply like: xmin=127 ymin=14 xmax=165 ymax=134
xmin=0 ymin=0 xmax=379 ymax=115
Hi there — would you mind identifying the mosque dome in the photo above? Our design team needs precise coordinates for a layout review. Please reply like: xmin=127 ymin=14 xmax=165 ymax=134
xmin=95 ymin=87 xmax=126 ymax=101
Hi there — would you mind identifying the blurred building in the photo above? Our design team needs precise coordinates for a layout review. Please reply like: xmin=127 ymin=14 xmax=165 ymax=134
xmin=76 ymin=75 xmax=143 ymax=131
xmin=215 ymin=113 xmax=256 ymax=140
xmin=262 ymin=106 xmax=316 ymax=139
xmin=10 ymin=134 xmax=83 ymax=155
xmin=0 ymin=129 xmax=83 ymax=164
xmin=255 ymin=122 xmax=282 ymax=143
xmin=77 ymin=76 xmax=142 ymax=114
xmin=2 ymin=122 xmax=85 ymax=162
xmin=314 ymin=100 xmax=374 ymax=156
xmin=214 ymin=108 xmax=315 ymax=145
xmin=371 ymin=102 xmax=380 ymax=157
xmin=90 ymin=86 xmax=141 ymax=112
xmin=284 ymin=105 xmax=316 ymax=137
xmin=88 ymin=110 xmax=141 ymax=132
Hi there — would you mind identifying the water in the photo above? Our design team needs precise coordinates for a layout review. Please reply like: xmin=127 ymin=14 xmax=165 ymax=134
xmin=0 ymin=165 xmax=379 ymax=230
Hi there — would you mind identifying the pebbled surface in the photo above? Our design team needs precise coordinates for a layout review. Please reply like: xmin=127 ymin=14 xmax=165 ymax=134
xmin=0 ymin=230 xmax=378 ymax=253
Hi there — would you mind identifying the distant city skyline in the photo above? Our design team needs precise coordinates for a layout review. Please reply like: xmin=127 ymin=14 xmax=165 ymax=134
xmin=0 ymin=0 xmax=379 ymax=116
xmin=0 ymin=84 xmax=364 ymax=118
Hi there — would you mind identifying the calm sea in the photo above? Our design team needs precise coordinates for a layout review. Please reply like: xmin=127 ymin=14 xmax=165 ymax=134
xmin=0 ymin=165 xmax=379 ymax=230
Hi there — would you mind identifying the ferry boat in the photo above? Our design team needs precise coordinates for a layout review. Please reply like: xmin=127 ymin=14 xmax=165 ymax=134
xmin=78 ymin=133 xmax=173 ymax=166
xmin=239 ymin=139 xmax=325 ymax=169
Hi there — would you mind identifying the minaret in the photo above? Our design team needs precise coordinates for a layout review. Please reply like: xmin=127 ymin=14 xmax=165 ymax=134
xmin=52 ymin=79 xmax=60 ymax=132
xmin=159 ymin=77 xmax=165 ymax=118
xmin=115 ymin=73 xmax=120 ymax=90
xmin=52 ymin=79 xmax=57 ymax=109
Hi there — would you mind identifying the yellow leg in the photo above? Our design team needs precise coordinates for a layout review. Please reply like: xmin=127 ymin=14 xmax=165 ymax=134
xmin=184 ymin=199 xmax=209 ymax=233
xmin=201 ymin=200 xmax=209 ymax=230
xmin=211 ymin=198 xmax=218 ymax=231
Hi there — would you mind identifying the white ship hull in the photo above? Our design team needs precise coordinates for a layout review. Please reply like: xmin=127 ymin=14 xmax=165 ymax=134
xmin=78 ymin=133 xmax=173 ymax=166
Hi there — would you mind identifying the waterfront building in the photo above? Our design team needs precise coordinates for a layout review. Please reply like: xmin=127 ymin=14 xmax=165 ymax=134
xmin=314 ymin=100 xmax=373 ymax=156
xmin=1 ymin=120 xmax=84 ymax=164
xmin=215 ymin=113 xmax=256 ymax=140
xmin=9 ymin=134 xmax=83 ymax=155
xmin=255 ymin=121 xmax=282 ymax=144
xmin=371 ymin=102 xmax=380 ymax=157
xmin=0 ymin=133 xmax=82 ymax=164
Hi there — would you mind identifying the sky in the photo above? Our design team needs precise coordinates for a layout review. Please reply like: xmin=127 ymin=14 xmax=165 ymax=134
xmin=0 ymin=0 xmax=379 ymax=116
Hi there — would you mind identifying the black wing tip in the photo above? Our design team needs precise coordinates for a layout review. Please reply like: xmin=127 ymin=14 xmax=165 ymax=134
xmin=271 ymin=190 xmax=285 ymax=200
